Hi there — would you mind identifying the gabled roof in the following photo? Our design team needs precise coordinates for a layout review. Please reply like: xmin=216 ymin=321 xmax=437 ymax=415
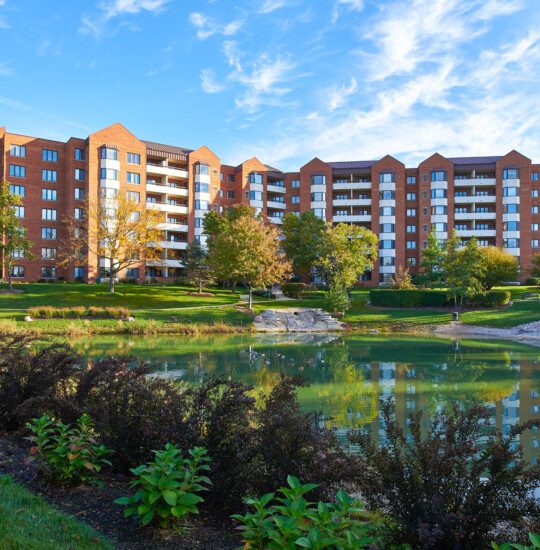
xmin=264 ymin=164 xmax=283 ymax=173
xmin=448 ymin=156 xmax=502 ymax=165
xmin=327 ymin=160 xmax=378 ymax=169
xmin=142 ymin=140 xmax=192 ymax=157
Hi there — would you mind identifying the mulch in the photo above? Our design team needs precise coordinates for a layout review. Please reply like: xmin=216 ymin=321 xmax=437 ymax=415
xmin=0 ymin=434 xmax=239 ymax=550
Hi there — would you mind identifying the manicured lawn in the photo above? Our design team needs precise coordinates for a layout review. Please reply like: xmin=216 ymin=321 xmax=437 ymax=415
xmin=0 ymin=475 xmax=112 ymax=550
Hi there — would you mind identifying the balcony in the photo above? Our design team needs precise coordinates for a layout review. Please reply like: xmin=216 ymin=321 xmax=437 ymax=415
xmin=267 ymin=184 xmax=286 ymax=194
xmin=332 ymin=181 xmax=371 ymax=190
xmin=158 ymin=222 xmax=188 ymax=232
xmin=147 ymin=259 xmax=184 ymax=268
xmin=147 ymin=163 xmax=188 ymax=179
xmin=453 ymin=194 xmax=496 ymax=204
xmin=160 ymin=240 xmax=188 ymax=250
xmin=332 ymin=198 xmax=371 ymax=207
xmin=454 ymin=178 xmax=496 ymax=186
xmin=268 ymin=216 xmax=284 ymax=225
xmin=266 ymin=200 xmax=286 ymax=210
xmin=146 ymin=182 xmax=188 ymax=196
xmin=454 ymin=211 xmax=496 ymax=220
xmin=455 ymin=229 xmax=496 ymax=237
xmin=332 ymin=214 xmax=371 ymax=223
xmin=147 ymin=201 xmax=188 ymax=214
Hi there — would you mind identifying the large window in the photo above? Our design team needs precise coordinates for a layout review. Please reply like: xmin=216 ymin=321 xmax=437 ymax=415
xmin=100 ymin=168 xmax=118 ymax=180
xmin=42 ymin=149 xmax=58 ymax=162
xmin=380 ymin=223 xmax=395 ymax=233
xmin=127 ymin=191 xmax=140 ymax=203
xmin=406 ymin=176 xmax=416 ymax=184
xmin=380 ymin=240 xmax=395 ymax=249
xmin=380 ymin=206 xmax=395 ymax=216
xmin=503 ymin=221 xmax=520 ymax=231
xmin=42 ymin=208 xmax=57 ymax=221
xmin=127 ymin=172 xmax=140 ymax=184
xmin=127 ymin=152 xmax=141 ymax=165
xmin=504 ymin=203 xmax=519 ymax=213
xmin=432 ymin=222 xmax=447 ymax=232
xmin=311 ymin=192 xmax=325 ymax=202
xmin=74 ymin=188 xmax=85 ymax=200
xmin=195 ymin=182 xmax=209 ymax=193
xmin=14 ymin=206 xmax=25 ymax=218
xmin=9 ymin=145 xmax=26 ymax=157
xmin=406 ymin=208 xmax=416 ymax=216
xmin=101 ymin=147 xmax=118 ymax=160
xmin=9 ymin=185 xmax=25 ymax=197
xmin=196 ymin=163 xmax=210 ymax=175
xmin=9 ymin=165 xmax=26 ymax=178
xmin=41 ymin=267 xmax=57 ymax=279
xmin=195 ymin=199 xmax=209 ymax=211
xmin=42 ymin=169 xmax=58 ymax=182
xmin=379 ymin=190 xmax=395 ymax=200
xmin=291 ymin=180 xmax=300 ymax=188
xmin=431 ymin=171 xmax=446 ymax=181
xmin=249 ymin=190 xmax=262 ymax=201
xmin=312 ymin=208 xmax=325 ymax=219
xmin=502 ymin=168 xmax=518 ymax=180
xmin=311 ymin=175 xmax=326 ymax=185
xmin=379 ymin=172 xmax=395 ymax=183
xmin=431 ymin=189 xmax=447 ymax=199
xmin=42 ymin=189 xmax=57 ymax=201
xmin=75 ymin=168 xmax=86 ymax=180
xmin=11 ymin=265 xmax=25 ymax=278
xmin=292 ymin=196 xmax=300 ymax=204
xmin=42 ymin=227 xmax=57 ymax=240
xmin=503 ymin=238 xmax=519 ymax=248
xmin=502 ymin=187 xmax=519 ymax=197
xmin=75 ymin=148 xmax=85 ymax=160
xmin=41 ymin=248 xmax=57 ymax=259
xmin=74 ymin=266 xmax=85 ymax=279
xmin=406 ymin=241 xmax=417 ymax=249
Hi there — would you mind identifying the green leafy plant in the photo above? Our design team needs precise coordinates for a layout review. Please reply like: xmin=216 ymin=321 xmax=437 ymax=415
xmin=26 ymin=413 xmax=112 ymax=486
xmin=493 ymin=532 xmax=540 ymax=550
xmin=232 ymin=475 xmax=377 ymax=549
xmin=115 ymin=444 xmax=211 ymax=529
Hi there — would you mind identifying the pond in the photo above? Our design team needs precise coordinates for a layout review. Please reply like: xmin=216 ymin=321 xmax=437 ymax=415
xmin=71 ymin=333 xmax=540 ymax=465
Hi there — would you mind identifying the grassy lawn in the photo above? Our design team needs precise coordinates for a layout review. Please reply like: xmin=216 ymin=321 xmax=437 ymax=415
xmin=0 ymin=475 xmax=112 ymax=550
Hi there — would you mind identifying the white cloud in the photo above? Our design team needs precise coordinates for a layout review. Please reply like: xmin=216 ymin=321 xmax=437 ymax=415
xmin=332 ymin=0 xmax=364 ymax=23
xmin=326 ymin=77 xmax=358 ymax=111
xmin=200 ymin=68 xmax=226 ymax=93
xmin=101 ymin=0 xmax=168 ymax=19
xmin=0 ymin=62 xmax=14 ymax=77
xmin=259 ymin=0 xmax=288 ymax=14
xmin=189 ymin=12 xmax=244 ymax=40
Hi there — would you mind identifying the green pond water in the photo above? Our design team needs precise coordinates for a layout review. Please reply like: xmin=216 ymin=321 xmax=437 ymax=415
xmin=71 ymin=333 xmax=540 ymax=464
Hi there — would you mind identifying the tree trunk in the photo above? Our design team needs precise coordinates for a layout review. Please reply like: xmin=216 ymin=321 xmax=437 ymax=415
xmin=109 ymin=271 xmax=115 ymax=294
xmin=8 ymin=270 xmax=12 ymax=291
xmin=248 ymin=287 xmax=253 ymax=310
xmin=198 ymin=280 xmax=203 ymax=293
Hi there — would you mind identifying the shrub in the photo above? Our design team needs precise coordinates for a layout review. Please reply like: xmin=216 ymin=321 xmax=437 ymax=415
xmin=469 ymin=290 xmax=511 ymax=308
xmin=282 ymin=282 xmax=310 ymax=299
xmin=349 ymin=400 xmax=540 ymax=549
xmin=387 ymin=266 xmax=416 ymax=290
xmin=115 ymin=444 xmax=211 ymax=528
xmin=26 ymin=413 xmax=112 ymax=486
xmin=493 ymin=532 xmax=540 ymax=549
xmin=27 ymin=306 xmax=131 ymax=319
xmin=232 ymin=475 xmax=378 ymax=549
xmin=104 ymin=306 xmax=130 ymax=319
xmin=525 ymin=277 xmax=540 ymax=286
xmin=369 ymin=289 xmax=510 ymax=308
xmin=326 ymin=280 xmax=351 ymax=312
xmin=0 ymin=334 xmax=81 ymax=430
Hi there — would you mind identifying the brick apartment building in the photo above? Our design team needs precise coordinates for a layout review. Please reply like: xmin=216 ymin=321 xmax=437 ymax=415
xmin=1 ymin=122 xmax=539 ymax=285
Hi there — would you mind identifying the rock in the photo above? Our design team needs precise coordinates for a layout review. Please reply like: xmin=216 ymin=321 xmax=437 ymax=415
xmin=126 ymin=316 xmax=135 ymax=322
xmin=24 ymin=316 xmax=32 ymax=322
xmin=253 ymin=308 xmax=344 ymax=333
xmin=368 ymin=329 xmax=380 ymax=333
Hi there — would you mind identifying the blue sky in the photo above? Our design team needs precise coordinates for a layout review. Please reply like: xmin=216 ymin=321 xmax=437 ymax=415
xmin=1 ymin=0 xmax=540 ymax=170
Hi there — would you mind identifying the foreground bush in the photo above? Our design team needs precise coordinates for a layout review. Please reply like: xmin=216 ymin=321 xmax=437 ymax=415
xmin=369 ymin=288 xmax=510 ymax=308
xmin=349 ymin=400 xmax=540 ymax=549
xmin=493 ymin=532 xmax=540 ymax=549
xmin=232 ymin=475 xmax=378 ymax=549
xmin=115 ymin=444 xmax=211 ymax=528
xmin=282 ymin=282 xmax=311 ymax=299
xmin=27 ymin=306 xmax=131 ymax=319
xmin=26 ymin=413 xmax=112 ymax=486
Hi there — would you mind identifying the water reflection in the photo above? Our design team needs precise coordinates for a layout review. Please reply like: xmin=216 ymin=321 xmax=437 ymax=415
xmin=73 ymin=334 xmax=540 ymax=465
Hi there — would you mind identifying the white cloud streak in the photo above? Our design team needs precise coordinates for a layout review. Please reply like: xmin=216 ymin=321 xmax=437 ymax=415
xmin=189 ymin=12 xmax=244 ymax=40
xmin=200 ymin=68 xmax=226 ymax=93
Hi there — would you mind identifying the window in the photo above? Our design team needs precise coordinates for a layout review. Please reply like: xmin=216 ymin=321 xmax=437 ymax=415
xmin=195 ymin=217 xmax=202 ymax=228
xmin=422 ymin=207 xmax=428 ymax=215
xmin=379 ymin=190 xmax=395 ymax=200
xmin=532 ymin=189 xmax=539 ymax=198
xmin=292 ymin=196 xmax=300 ymax=204
xmin=422 ymin=224 xmax=428 ymax=232
xmin=379 ymin=172 xmax=395 ymax=183
xmin=41 ymin=267 xmax=57 ymax=279
xmin=406 ymin=257 xmax=417 ymax=266
xmin=195 ymin=182 xmax=209 ymax=193
xmin=101 ymin=147 xmax=117 ymax=160
xmin=406 ymin=176 xmax=416 ymax=184
xmin=100 ymin=168 xmax=118 ymax=180
xmin=504 ymin=238 xmax=519 ymax=248
xmin=380 ymin=256 xmax=395 ymax=266
xmin=406 ymin=241 xmax=417 ymax=249
xmin=477 ymin=224 xmax=489 ymax=230
xmin=291 ymin=180 xmax=300 ymax=188
xmin=127 ymin=152 xmax=141 ymax=165
xmin=12 ymin=249 xmax=25 ymax=258
xmin=311 ymin=175 xmax=326 ymax=185
xmin=9 ymin=165 xmax=26 ymax=178
xmin=75 ymin=168 xmax=86 ymax=180
xmin=380 ymin=223 xmax=395 ymax=233
xmin=431 ymin=205 xmax=447 ymax=215
xmin=406 ymin=208 xmax=416 ymax=216
xmin=503 ymin=187 xmax=519 ymax=197
xmin=42 ymin=149 xmax=58 ymax=162
xmin=311 ymin=192 xmax=325 ymax=201
xmin=74 ymin=188 xmax=85 ymax=200
xmin=406 ymin=225 xmax=417 ymax=233
xmin=10 ymin=145 xmax=26 ymax=157
xmin=101 ymin=188 xmax=117 ymax=199
xmin=533 ymin=224 xmax=539 ymax=231
xmin=504 ymin=203 xmax=519 ymax=213
xmin=42 ymin=169 xmax=57 ymax=182
xmin=503 ymin=221 xmax=520 ymax=231
xmin=380 ymin=206 xmax=395 ymax=216
xmin=75 ymin=148 xmax=85 ymax=160
xmin=312 ymin=208 xmax=325 ymax=219
xmin=127 ymin=191 xmax=140 ymax=203
xmin=533 ymin=206 xmax=539 ymax=214
xmin=42 ymin=208 xmax=57 ymax=221
xmin=292 ymin=211 xmax=300 ymax=217
xmin=227 ymin=190 xmax=235 ymax=199
xmin=431 ymin=171 xmax=446 ymax=181
xmin=42 ymin=227 xmax=57 ymax=240
xmin=432 ymin=222 xmax=447 ymax=232
xmin=249 ymin=190 xmax=262 ymax=201
xmin=41 ymin=247 xmax=57 ymax=259
xmin=74 ymin=266 xmax=85 ymax=279
xmin=42 ymin=188 xmax=57 ymax=201
xmin=455 ymin=224 xmax=467 ymax=230
xmin=127 ymin=172 xmax=140 ymax=184
xmin=11 ymin=265 xmax=24 ymax=278
xmin=219 ymin=189 xmax=224 ymax=197
xmin=406 ymin=192 xmax=416 ymax=201
xmin=196 ymin=163 xmax=210 ymax=175
xmin=502 ymin=168 xmax=518 ymax=180
xmin=14 ymin=206 xmax=25 ymax=218
xmin=9 ymin=185 xmax=25 ymax=197
xmin=195 ymin=199 xmax=209 ymax=211
xmin=532 ymin=172 xmax=539 ymax=181
xmin=422 ymin=174 xmax=428 ymax=183
xmin=431 ymin=189 xmax=447 ymax=199
xmin=380 ymin=240 xmax=395 ymax=249
xmin=533 ymin=240 xmax=539 ymax=248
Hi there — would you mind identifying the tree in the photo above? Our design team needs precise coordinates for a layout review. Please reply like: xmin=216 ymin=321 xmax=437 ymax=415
xmin=316 ymin=223 xmax=378 ymax=289
xmin=59 ymin=189 xmax=163 ymax=294
xmin=443 ymin=232 xmax=485 ymax=310
xmin=184 ymin=240 xmax=215 ymax=293
xmin=281 ymin=211 xmax=326 ymax=277
xmin=478 ymin=246 xmax=518 ymax=289
xmin=530 ymin=253 xmax=540 ymax=279
xmin=420 ymin=228 xmax=444 ymax=287
xmin=204 ymin=205 xmax=291 ymax=309
xmin=387 ymin=266 xmax=415 ymax=289
xmin=0 ymin=181 xmax=34 ymax=291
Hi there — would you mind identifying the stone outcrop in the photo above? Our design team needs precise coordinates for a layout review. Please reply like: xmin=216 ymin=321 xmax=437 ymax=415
xmin=253 ymin=308 xmax=344 ymax=332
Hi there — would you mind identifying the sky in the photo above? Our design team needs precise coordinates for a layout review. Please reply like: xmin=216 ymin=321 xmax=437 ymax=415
xmin=1 ymin=0 xmax=540 ymax=170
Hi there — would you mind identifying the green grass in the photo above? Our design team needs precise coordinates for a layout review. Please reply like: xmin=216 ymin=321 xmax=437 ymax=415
xmin=0 ymin=475 xmax=113 ymax=550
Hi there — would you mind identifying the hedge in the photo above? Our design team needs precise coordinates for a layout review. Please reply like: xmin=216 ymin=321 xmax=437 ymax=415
xmin=282 ymin=283 xmax=311 ymax=299
xmin=369 ymin=289 xmax=510 ymax=308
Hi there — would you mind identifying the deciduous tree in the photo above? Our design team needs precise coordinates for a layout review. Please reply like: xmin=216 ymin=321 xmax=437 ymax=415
xmin=185 ymin=240 xmax=215 ymax=293
xmin=420 ymin=228 xmax=444 ymax=287
xmin=478 ymin=246 xmax=518 ymax=289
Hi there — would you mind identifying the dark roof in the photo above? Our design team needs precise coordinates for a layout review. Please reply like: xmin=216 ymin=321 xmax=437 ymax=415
xmin=142 ymin=140 xmax=192 ymax=158
xmin=448 ymin=156 xmax=502 ymax=165
xmin=264 ymin=164 xmax=283 ymax=173
xmin=327 ymin=160 xmax=378 ymax=169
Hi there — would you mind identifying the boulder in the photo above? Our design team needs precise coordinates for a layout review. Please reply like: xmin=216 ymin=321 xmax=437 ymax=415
xmin=24 ymin=316 xmax=32 ymax=322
